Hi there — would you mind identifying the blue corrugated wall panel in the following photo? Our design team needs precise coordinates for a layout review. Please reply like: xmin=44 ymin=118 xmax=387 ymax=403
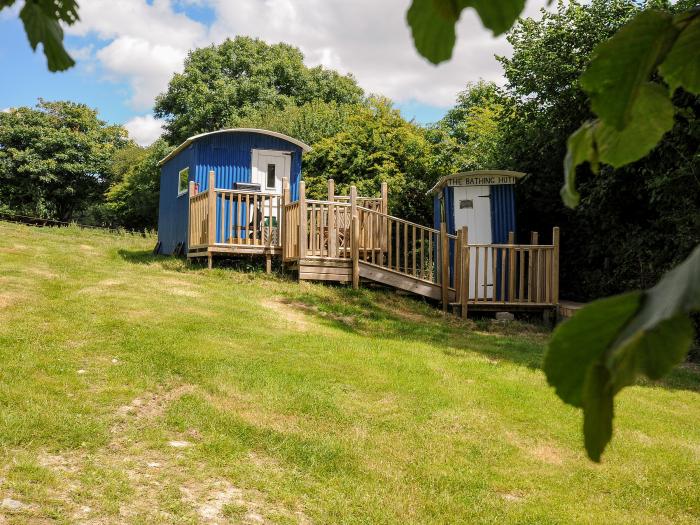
xmin=157 ymin=145 xmax=193 ymax=254
xmin=192 ymin=132 xmax=303 ymax=196
xmin=490 ymin=184 xmax=516 ymax=243
xmin=158 ymin=131 xmax=305 ymax=253
xmin=491 ymin=184 xmax=516 ymax=299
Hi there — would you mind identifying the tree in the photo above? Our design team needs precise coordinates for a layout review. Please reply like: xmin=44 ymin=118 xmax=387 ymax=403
xmin=234 ymin=99 xmax=361 ymax=147
xmin=303 ymin=98 xmax=439 ymax=224
xmin=154 ymin=37 xmax=365 ymax=145
xmin=104 ymin=140 xmax=172 ymax=231
xmin=428 ymin=80 xmax=507 ymax=172
xmin=0 ymin=100 xmax=127 ymax=221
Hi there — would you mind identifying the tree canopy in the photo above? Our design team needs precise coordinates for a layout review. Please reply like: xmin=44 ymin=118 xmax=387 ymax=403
xmin=0 ymin=100 xmax=127 ymax=221
xmin=154 ymin=37 xmax=365 ymax=145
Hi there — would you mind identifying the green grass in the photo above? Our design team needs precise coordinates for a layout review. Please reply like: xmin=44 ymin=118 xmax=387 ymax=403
xmin=0 ymin=220 xmax=698 ymax=524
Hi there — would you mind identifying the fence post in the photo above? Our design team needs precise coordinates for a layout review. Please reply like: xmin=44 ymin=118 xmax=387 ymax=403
xmin=461 ymin=226 xmax=469 ymax=319
xmin=440 ymin=222 xmax=449 ymax=312
xmin=552 ymin=226 xmax=560 ymax=306
xmin=298 ymin=181 xmax=307 ymax=260
xmin=352 ymin=215 xmax=360 ymax=289
xmin=454 ymin=229 xmax=462 ymax=306
xmin=328 ymin=179 xmax=336 ymax=258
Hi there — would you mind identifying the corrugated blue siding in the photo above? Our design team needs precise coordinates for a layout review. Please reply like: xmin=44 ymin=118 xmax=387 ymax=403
xmin=491 ymin=184 xmax=516 ymax=300
xmin=490 ymin=184 xmax=516 ymax=243
xmin=157 ymin=131 xmax=305 ymax=253
xmin=433 ymin=194 xmax=441 ymax=231
xmin=157 ymin=145 xmax=193 ymax=254
xmin=192 ymin=132 xmax=303 ymax=199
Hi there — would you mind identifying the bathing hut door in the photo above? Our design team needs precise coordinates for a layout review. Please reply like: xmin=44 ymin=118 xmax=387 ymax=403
xmin=454 ymin=186 xmax=493 ymax=299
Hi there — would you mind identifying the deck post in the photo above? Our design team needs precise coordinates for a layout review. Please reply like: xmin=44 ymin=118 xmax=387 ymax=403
xmin=440 ymin=222 xmax=449 ymax=312
xmin=281 ymin=177 xmax=289 ymax=260
xmin=266 ymin=254 xmax=272 ymax=274
xmin=531 ymin=231 xmax=539 ymax=303
xmin=380 ymin=181 xmax=388 ymax=214
xmin=207 ymin=170 xmax=216 ymax=246
xmin=352 ymin=215 xmax=360 ymax=289
xmin=552 ymin=226 xmax=560 ymax=306
xmin=380 ymin=182 xmax=388 ymax=254
xmin=328 ymin=179 xmax=336 ymax=258
xmin=454 ymin=229 xmax=462 ymax=307
xmin=508 ymin=231 xmax=515 ymax=302
xmin=298 ymin=181 xmax=307 ymax=260
xmin=460 ymin=226 xmax=469 ymax=319
xmin=187 ymin=181 xmax=195 ymax=249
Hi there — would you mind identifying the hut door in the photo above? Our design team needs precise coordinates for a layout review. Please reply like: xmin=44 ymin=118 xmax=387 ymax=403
xmin=454 ymin=185 xmax=493 ymax=299
xmin=252 ymin=149 xmax=291 ymax=194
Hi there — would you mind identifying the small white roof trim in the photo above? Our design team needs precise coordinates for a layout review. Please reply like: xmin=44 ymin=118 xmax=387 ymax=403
xmin=427 ymin=170 xmax=526 ymax=196
xmin=157 ymin=128 xmax=312 ymax=166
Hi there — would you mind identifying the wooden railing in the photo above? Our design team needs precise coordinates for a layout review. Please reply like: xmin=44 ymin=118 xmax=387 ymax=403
xmin=215 ymin=189 xmax=282 ymax=246
xmin=188 ymin=171 xmax=283 ymax=252
xmin=356 ymin=206 xmax=440 ymax=283
xmin=190 ymin=172 xmax=559 ymax=314
xmin=282 ymin=201 xmax=300 ymax=261
xmin=188 ymin=191 xmax=210 ymax=249
xmin=463 ymin=241 xmax=558 ymax=304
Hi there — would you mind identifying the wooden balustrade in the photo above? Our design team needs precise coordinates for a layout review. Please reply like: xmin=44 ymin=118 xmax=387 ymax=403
xmin=189 ymin=173 xmax=560 ymax=311
xmin=463 ymin=242 xmax=557 ymax=304
xmin=355 ymin=206 xmax=440 ymax=283
xmin=188 ymin=190 xmax=209 ymax=249
xmin=215 ymin=189 xmax=282 ymax=246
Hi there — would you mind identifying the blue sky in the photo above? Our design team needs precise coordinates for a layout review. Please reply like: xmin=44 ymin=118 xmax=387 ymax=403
xmin=0 ymin=0 xmax=545 ymax=145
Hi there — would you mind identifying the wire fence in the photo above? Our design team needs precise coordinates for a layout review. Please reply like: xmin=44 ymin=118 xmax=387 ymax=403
xmin=0 ymin=210 xmax=155 ymax=237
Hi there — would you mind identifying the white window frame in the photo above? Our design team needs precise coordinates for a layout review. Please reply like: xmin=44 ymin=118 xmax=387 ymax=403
xmin=177 ymin=167 xmax=189 ymax=197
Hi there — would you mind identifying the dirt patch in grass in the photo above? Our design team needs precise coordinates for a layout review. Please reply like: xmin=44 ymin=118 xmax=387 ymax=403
xmin=113 ymin=385 xmax=196 ymax=431
xmin=261 ymin=298 xmax=313 ymax=331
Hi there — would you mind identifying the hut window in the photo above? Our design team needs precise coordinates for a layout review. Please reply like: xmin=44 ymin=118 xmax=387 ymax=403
xmin=178 ymin=167 xmax=189 ymax=196
xmin=266 ymin=164 xmax=276 ymax=189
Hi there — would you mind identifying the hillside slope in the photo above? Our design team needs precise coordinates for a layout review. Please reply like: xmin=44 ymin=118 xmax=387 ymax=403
xmin=0 ymin=221 xmax=698 ymax=524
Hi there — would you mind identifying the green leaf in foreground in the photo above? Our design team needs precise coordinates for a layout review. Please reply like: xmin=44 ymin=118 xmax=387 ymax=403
xmin=594 ymin=82 xmax=675 ymax=168
xmin=17 ymin=0 xmax=79 ymax=72
xmin=561 ymin=121 xmax=597 ymax=208
xmin=544 ymin=293 xmax=641 ymax=407
xmin=545 ymin=246 xmax=700 ymax=461
xmin=561 ymin=83 xmax=674 ymax=208
xmin=580 ymin=10 xmax=677 ymax=130
xmin=659 ymin=12 xmax=700 ymax=95
xmin=406 ymin=0 xmax=526 ymax=64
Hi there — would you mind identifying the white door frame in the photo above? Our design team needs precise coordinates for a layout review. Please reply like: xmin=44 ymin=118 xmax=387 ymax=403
xmin=251 ymin=149 xmax=292 ymax=194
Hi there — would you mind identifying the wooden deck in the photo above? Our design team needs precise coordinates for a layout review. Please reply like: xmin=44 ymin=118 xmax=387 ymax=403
xmin=188 ymin=171 xmax=560 ymax=316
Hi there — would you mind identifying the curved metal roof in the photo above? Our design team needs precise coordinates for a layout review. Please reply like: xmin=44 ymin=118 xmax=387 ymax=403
xmin=157 ymin=128 xmax=312 ymax=166
xmin=426 ymin=170 xmax=526 ymax=196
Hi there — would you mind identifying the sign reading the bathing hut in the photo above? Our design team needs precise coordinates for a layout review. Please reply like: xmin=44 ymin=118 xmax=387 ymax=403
xmin=447 ymin=174 xmax=517 ymax=186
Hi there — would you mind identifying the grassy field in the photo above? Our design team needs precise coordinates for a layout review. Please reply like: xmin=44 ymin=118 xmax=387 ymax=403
xmin=0 ymin=220 xmax=698 ymax=525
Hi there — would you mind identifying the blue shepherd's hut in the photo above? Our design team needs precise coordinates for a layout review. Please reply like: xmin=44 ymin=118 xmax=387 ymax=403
xmin=156 ymin=128 xmax=311 ymax=256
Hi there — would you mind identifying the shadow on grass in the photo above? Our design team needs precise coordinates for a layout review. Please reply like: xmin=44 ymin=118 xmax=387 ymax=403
xmin=280 ymin=285 xmax=700 ymax=394
xmin=116 ymin=248 xmax=700 ymax=394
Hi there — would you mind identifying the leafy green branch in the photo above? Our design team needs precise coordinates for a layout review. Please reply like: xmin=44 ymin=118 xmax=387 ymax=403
xmin=1 ymin=0 xmax=79 ymax=72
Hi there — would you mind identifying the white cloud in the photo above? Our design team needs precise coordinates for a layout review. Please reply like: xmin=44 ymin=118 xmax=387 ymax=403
xmin=67 ymin=0 xmax=208 ymax=110
xmin=67 ymin=0 xmax=552 ymax=113
xmin=1 ymin=107 xmax=12 ymax=113
xmin=124 ymin=114 xmax=164 ymax=146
